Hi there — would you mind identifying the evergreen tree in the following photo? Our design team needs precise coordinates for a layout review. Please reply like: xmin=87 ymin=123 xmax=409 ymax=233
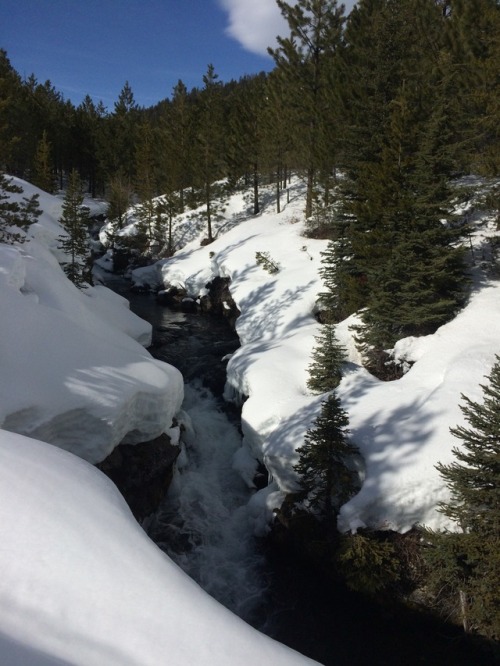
xmin=106 ymin=173 xmax=132 ymax=264
xmin=438 ymin=356 xmax=500 ymax=535
xmin=0 ymin=49 xmax=24 ymax=171
xmin=0 ymin=171 xmax=41 ymax=244
xmin=106 ymin=173 xmax=131 ymax=234
xmin=23 ymin=78 xmax=71 ymax=188
xmin=106 ymin=81 xmax=140 ymax=181
xmin=307 ymin=323 xmax=346 ymax=394
xmin=326 ymin=0 xmax=467 ymax=376
xmin=226 ymin=74 xmax=267 ymax=215
xmin=155 ymin=191 xmax=180 ymax=257
xmin=450 ymin=0 xmax=500 ymax=176
xmin=425 ymin=356 xmax=500 ymax=639
xmin=134 ymin=121 xmax=159 ymax=256
xmin=295 ymin=392 xmax=359 ymax=526
xmin=158 ymin=79 xmax=194 ymax=213
xmin=74 ymin=95 xmax=107 ymax=197
xmin=134 ymin=196 xmax=157 ymax=257
xmin=193 ymin=64 xmax=225 ymax=243
xmin=269 ymin=0 xmax=345 ymax=219
xmin=32 ymin=130 xmax=54 ymax=193
xmin=57 ymin=169 xmax=91 ymax=287
xmin=260 ymin=69 xmax=295 ymax=214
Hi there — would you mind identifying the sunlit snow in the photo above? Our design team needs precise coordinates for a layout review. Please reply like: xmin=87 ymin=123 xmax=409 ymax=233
xmin=2 ymin=170 xmax=499 ymax=664
xmin=130 ymin=175 xmax=500 ymax=534
xmin=0 ymin=178 xmax=183 ymax=463
xmin=0 ymin=178 xmax=317 ymax=664
xmin=0 ymin=429 xmax=317 ymax=665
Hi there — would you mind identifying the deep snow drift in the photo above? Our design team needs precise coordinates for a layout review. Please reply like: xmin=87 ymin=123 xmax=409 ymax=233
xmin=126 ymin=175 xmax=500 ymax=534
xmin=0 ymin=178 xmax=183 ymax=463
xmin=0 ymin=429 xmax=318 ymax=666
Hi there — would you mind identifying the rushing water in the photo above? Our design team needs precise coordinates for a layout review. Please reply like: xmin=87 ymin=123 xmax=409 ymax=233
xmin=147 ymin=382 xmax=267 ymax=624
xmin=104 ymin=276 xmax=497 ymax=666
xmin=104 ymin=277 xmax=268 ymax=623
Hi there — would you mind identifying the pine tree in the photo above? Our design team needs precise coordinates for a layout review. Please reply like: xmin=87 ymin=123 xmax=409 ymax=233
xmin=155 ymin=191 xmax=180 ymax=257
xmin=269 ymin=0 xmax=345 ymax=219
xmin=438 ymin=356 xmax=500 ymax=535
xmin=134 ymin=121 xmax=159 ymax=256
xmin=193 ymin=64 xmax=225 ymax=243
xmin=295 ymin=392 xmax=359 ymax=526
xmin=75 ymin=95 xmax=107 ymax=197
xmin=0 ymin=171 xmax=41 ymax=244
xmin=0 ymin=49 xmax=24 ymax=172
xmin=32 ymin=130 xmax=54 ymax=193
xmin=226 ymin=73 xmax=267 ymax=215
xmin=425 ymin=356 xmax=500 ymax=639
xmin=158 ymin=79 xmax=194 ymax=214
xmin=106 ymin=173 xmax=131 ymax=235
xmin=260 ymin=69 xmax=295 ymax=214
xmin=106 ymin=82 xmax=140 ymax=181
xmin=57 ymin=169 xmax=91 ymax=287
xmin=307 ymin=323 xmax=346 ymax=393
xmin=328 ymin=0 xmax=467 ymax=376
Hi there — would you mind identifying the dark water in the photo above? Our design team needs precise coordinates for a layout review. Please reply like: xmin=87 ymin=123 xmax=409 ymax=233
xmin=106 ymin=276 xmax=499 ymax=666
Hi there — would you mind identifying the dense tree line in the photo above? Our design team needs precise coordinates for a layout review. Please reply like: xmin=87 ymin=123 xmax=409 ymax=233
xmin=6 ymin=0 xmax=496 ymax=368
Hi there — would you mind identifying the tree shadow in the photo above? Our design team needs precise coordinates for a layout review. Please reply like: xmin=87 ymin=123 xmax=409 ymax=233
xmin=338 ymin=390 xmax=442 ymax=531
xmin=236 ymin=279 xmax=317 ymax=344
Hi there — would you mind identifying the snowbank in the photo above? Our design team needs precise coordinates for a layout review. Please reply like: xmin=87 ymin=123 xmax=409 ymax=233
xmin=131 ymin=177 xmax=500 ymax=533
xmin=0 ymin=179 xmax=183 ymax=463
xmin=0 ymin=429 xmax=318 ymax=666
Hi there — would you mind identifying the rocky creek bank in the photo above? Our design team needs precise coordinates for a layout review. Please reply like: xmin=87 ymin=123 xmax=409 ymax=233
xmin=96 ymin=275 xmax=242 ymax=521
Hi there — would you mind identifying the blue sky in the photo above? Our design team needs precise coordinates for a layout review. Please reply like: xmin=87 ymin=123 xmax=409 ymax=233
xmin=0 ymin=0 xmax=355 ymax=110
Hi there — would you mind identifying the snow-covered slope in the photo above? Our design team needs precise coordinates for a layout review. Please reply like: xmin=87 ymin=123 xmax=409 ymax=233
xmin=131 ymin=176 xmax=500 ymax=534
xmin=0 ymin=178 xmax=183 ymax=463
xmin=0 ymin=429 xmax=318 ymax=666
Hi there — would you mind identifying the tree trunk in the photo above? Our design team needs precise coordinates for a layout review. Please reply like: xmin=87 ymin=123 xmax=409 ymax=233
xmin=305 ymin=165 xmax=314 ymax=219
xmin=253 ymin=163 xmax=259 ymax=215
xmin=459 ymin=589 xmax=469 ymax=633
xmin=206 ymin=181 xmax=213 ymax=242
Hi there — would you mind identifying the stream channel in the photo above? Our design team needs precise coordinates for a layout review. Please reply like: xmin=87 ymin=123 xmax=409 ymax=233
xmin=105 ymin=276 xmax=496 ymax=666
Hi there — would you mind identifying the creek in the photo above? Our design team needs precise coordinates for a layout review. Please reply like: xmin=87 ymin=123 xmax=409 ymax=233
xmin=104 ymin=276 xmax=495 ymax=666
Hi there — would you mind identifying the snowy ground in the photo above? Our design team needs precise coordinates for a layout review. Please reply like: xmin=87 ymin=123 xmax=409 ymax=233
xmin=0 ymin=429 xmax=317 ymax=666
xmin=2 ymin=171 xmax=498 ymax=665
xmin=128 ymin=175 xmax=500 ymax=534
xmin=0 ymin=177 xmax=318 ymax=664
xmin=0 ymin=178 xmax=183 ymax=463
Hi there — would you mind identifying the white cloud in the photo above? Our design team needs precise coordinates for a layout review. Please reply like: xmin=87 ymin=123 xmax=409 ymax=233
xmin=218 ymin=0 xmax=358 ymax=56
xmin=218 ymin=0 xmax=287 ymax=55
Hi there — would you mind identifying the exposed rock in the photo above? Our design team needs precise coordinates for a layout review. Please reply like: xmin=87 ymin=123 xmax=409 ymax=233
xmin=199 ymin=276 xmax=240 ymax=328
xmin=157 ymin=285 xmax=190 ymax=309
xmin=97 ymin=433 xmax=180 ymax=521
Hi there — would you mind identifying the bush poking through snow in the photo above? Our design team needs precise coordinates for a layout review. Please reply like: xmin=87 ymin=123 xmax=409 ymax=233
xmin=255 ymin=251 xmax=280 ymax=274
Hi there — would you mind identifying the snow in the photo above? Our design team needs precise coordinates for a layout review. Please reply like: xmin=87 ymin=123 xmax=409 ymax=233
xmin=0 ymin=429 xmax=318 ymax=666
xmin=0 ymin=178 xmax=184 ymax=463
xmin=129 ymin=176 xmax=500 ymax=534
xmin=2 ymin=171 xmax=499 ymax=664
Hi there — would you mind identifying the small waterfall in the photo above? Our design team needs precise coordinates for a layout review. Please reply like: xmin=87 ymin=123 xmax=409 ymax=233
xmin=147 ymin=381 xmax=267 ymax=625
